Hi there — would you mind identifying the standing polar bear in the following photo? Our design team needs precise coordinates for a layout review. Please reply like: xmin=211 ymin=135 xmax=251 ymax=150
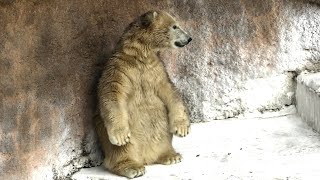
xmin=95 ymin=10 xmax=192 ymax=178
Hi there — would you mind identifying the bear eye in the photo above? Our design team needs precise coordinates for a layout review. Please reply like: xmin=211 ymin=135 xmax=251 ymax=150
xmin=172 ymin=25 xmax=177 ymax=29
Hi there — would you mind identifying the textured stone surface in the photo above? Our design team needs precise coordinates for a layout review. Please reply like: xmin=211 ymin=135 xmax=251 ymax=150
xmin=297 ymin=72 xmax=320 ymax=92
xmin=296 ymin=72 xmax=320 ymax=133
xmin=164 ymin=0 xmax=320 ymax=121
xmin=1 ymin=0 xmax=320 ymax=179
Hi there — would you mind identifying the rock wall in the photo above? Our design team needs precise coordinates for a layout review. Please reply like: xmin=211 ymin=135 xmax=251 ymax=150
xmin=164 ymin=0 xmax=320 ymax=121
xmin=0 ymin=0 xmax=319 ymax=179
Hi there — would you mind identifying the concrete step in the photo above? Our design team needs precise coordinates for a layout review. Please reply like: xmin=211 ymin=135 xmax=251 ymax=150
xmin=72 ymin=112 xmax=320 ymax=180
xmin=296 ymin=72 xmax=320 ymax=133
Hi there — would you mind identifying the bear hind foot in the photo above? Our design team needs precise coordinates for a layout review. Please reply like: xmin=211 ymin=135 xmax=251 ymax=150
xmin=157 ymin=152 xmax=182 ymax=165
xmin=110 ymin=159 xmax=145 ymax=179
xmin=122 ymin=166 xmax=145 ymax=179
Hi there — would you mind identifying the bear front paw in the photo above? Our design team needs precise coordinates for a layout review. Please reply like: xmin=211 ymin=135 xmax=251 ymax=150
xmin=170 ymin=122 xmax=190 ymax=137
xmin=108 ymin=127 xmax=131 ymax=146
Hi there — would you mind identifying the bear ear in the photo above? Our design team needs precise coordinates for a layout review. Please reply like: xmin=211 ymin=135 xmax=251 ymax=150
xmin=140 ymin=11 xmax=158 ymax=28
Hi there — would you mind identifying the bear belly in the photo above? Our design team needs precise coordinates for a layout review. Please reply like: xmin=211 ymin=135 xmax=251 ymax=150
xmin=127 ymin=92 xmax=172 ymax=164
xmin=128 ymin=93 xmax=170 ymax=140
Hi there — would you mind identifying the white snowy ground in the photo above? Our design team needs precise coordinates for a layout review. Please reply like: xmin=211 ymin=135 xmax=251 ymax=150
xmin=72 ymin=108 xmax=320 ymax=180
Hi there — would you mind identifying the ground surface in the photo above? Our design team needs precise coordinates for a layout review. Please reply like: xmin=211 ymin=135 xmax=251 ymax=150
xmin=72 ymin=112 xmax=320 ymax=180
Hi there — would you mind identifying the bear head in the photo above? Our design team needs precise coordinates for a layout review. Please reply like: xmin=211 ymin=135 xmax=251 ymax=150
xmin=122 ymin=10 xmax=192 ymax=50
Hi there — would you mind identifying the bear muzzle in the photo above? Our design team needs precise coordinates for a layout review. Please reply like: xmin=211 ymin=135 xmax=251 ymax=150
xmin=174 ymin=37 xmax=192 ymax=48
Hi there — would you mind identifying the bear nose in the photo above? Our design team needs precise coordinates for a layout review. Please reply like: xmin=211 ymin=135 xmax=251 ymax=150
xmin=188 ymin=37 xmax=192 ymax=43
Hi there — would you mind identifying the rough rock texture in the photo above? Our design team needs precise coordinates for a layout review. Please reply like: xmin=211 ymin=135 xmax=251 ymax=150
xmin=164 ymin=0 xmax=320 ymax=121
xmin=1 ymin=0 xmax=320 ymax=179
xmin=297 ymin=72 xmax=320 ymax=92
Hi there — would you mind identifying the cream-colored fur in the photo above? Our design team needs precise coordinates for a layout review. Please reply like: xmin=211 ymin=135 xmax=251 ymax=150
xmin=95 ymin=10 xmax=192 ymax=178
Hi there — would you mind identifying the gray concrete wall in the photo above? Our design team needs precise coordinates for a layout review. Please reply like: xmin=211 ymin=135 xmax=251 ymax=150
xmin=1 ymin=0 xmax=320 ymax=179
xmin=296 ymin=73 xmax=320 ymax=133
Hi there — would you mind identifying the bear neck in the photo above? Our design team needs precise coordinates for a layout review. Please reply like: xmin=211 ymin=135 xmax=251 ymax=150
xmin=120 ymin=38 xmax=158 ymax=62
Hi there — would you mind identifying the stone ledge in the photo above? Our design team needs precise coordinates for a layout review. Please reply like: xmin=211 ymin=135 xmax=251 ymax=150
xmin=296 ymin=72 xmax=320 ymax=133
xmin=72 ymin=114 xmax=320 ymax=180
xmin=297 ymin=72 xmax=320 ymax=93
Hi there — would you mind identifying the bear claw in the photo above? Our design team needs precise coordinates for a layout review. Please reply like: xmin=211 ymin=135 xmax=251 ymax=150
xmin=108 ymin=127 xmax=131 ymax=146
xmin=123 ymin=166 xmax=145 ymax=179
xmin=171 ymin=124 xmax=190 ymax=137
xmin=158 ymin=153 xmax=182 ymax=165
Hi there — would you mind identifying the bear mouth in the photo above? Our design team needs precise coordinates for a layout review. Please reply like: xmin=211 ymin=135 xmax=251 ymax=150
xmin=174 ymin=41 xmax=186 ymax=48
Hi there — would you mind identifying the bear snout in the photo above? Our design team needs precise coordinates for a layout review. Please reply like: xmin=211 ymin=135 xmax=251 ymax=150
xmin=174 ymin=36 xmax=192 ymax=48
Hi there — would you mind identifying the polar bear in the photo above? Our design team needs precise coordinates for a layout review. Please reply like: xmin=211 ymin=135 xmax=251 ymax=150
xmin=95 ymin=10 xmax=192 ymax=178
